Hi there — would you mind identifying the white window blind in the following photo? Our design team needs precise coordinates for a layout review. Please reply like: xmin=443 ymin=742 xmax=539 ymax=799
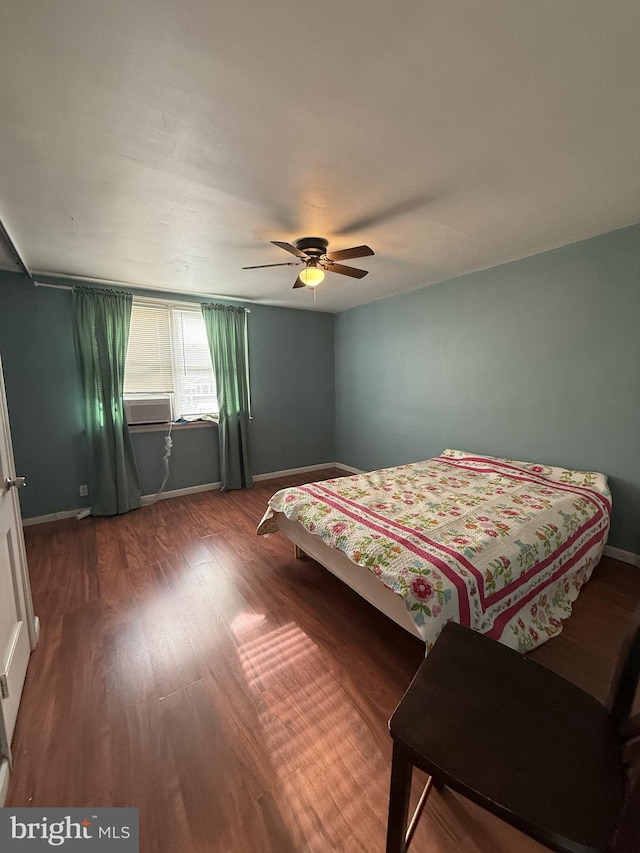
xmin=124 ymin=304 xmax=173 ymax=394
xmin=124 ymin=301 xmax=218 ymax=418
xmin=171 ymin=308 xmax=218 ymax=416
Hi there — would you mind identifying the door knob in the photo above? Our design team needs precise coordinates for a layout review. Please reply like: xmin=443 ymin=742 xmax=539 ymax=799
xmin=4 ymin=476 xmax=26 ymax=489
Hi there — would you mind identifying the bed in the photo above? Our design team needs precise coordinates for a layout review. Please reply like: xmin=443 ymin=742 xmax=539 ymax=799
xmin=257 ymin=450 xmax=611 ymax=652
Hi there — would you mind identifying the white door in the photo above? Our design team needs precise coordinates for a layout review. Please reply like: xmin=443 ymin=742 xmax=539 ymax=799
xmin=0 ymin=348 xmax=37 ymax=804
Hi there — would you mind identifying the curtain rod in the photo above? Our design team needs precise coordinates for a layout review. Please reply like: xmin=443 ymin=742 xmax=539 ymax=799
xmin=32 ymin=271 xmax=256 ymax=305
xmin=33 ymin=281 xmax=251 ymax=311
xmin=35 ymin=281 xmax=72 ymax=291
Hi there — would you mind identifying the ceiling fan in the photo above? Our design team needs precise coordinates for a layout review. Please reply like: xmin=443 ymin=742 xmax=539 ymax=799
xmin=242 ymin=237 xmax=374 ymax=288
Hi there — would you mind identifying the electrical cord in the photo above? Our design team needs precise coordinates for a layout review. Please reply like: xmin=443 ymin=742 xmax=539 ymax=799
xmin=147 ymin=421 xmax=174 ymax=506
xmin=76 ymin=420 xmax=174 ymax=518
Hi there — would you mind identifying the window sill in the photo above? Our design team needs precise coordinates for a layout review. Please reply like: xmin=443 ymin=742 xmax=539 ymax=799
xmin=128 ymin=421 xmax=218 ymax=434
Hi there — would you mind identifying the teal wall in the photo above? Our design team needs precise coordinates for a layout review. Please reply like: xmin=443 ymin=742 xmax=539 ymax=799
xmin=335 ymin=224 xmax=640 ymax=553
xmin=0 ymin=273 xmax=335 ymax=518
xmin=2 ymin=222 xmax=639 ymax=553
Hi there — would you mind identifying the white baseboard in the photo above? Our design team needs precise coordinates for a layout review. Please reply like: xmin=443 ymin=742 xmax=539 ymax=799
xmin=21 ymin=485 xmax=224 ymax=523
xmin=335 ymin=462 xmax=365 ymax=475
xmin=253 ymin=462 xmax=344 ymax=482
xmin=141 ymin=480 xmax=222 ymax=505
xmin=145 ymin=461 xmax=348 ymax=499
xmin=603 ymin=545 xmax=640 ymax=568
xmin=22 ymin=508 xmax=84 ymax=526
xmin=21 ymin=462 xmax=354 ymax=526
xmin=21 ymin=466 xmax=640 ymax=572
xmin=20 ymin=476 xmax=640 ymax=569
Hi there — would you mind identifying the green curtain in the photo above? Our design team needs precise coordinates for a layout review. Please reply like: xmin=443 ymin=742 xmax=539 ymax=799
xmin=72 ymin=286 xmax=141 ymax=515
xmin=201 ymin=303 xmax=252 ymax=491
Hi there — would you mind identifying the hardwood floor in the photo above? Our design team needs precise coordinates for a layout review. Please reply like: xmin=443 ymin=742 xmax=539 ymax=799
xmin=7 ymin=469 xmax=640 ymax=852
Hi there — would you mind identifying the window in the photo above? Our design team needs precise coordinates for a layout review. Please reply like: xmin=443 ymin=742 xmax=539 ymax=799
xmin=124 ymin=300 xmax=218 ymax=418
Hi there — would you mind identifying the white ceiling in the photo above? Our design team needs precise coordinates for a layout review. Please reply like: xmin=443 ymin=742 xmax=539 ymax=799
xmin=1 ymin=0 xmax=639 ymax=312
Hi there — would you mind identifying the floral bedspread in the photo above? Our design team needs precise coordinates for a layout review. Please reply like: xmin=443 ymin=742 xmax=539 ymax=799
xmin=257 ymin=450 xmax=611 ymax=652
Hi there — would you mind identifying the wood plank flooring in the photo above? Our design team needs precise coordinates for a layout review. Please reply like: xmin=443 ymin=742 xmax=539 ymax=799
xmin=7 ymin=469 xmax=640 ymax=852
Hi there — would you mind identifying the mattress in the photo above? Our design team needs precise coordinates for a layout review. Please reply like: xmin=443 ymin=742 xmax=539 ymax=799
xmin=257 ymin=450 xmax=611 ymax=652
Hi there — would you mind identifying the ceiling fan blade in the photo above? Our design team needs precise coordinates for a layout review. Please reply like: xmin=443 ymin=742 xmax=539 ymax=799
xmin=336 ymin=194 xmax=433 ymax=235
xmin=292 ymin=276 xmax=306 ymax=289
xmin=242 ymin=262 xmax=299 ymax=269
xmin=271 ymin=241 xmax=308 ymax=259
xmin=323 ymin=245 xmax=374 ymax=261
xmin=324 ymin=262 xmax=369 ymax=279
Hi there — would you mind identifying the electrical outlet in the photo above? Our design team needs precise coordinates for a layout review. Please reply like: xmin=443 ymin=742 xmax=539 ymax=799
xmin=79 ymin=484 xmax=88 ymax=497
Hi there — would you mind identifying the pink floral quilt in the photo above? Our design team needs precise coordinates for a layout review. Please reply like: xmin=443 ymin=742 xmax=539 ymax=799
xmin=257 ymin=450 xmax=611 ymax=651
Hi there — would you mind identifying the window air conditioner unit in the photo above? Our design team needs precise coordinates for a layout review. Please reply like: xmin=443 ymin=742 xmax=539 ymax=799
xmin=124 ymin=396 xmax=172 ymax=426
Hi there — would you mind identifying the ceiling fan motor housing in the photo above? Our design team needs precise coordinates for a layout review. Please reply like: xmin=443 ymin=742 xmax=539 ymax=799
xmin=244 ymin=237 xmax=373 ymax=285
xmin=294 ymin=237 xmax=329 ymax=258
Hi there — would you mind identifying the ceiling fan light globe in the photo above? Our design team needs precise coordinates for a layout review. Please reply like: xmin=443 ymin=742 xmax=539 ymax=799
xmin=299 ymin=266 xmax=325 ymax=287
